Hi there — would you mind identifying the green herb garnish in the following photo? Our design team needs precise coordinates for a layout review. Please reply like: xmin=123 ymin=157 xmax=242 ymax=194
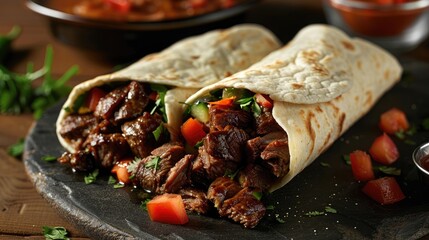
xmin=84 ymin=169 xmax=99 ymax=184
xmin=0 ymin=45 xmax=78 ymax=119
xmin=150 ymin=84 xmax=168 ymax=122
xmin=275 ymin=214 xmax=285 ymax=223
xmin=42 ymin=155 xmax=57 ymax=162
xmin=376 ymin=166 xmax=401 ymax=176
xmin=108 ymin=176 xmax=116 ymax=185
xmin=114 ymin=183 xmax=125 ymax=189
xmin=305 ymin=211 xmax=325 ymax=217
xmin=140 ymin=198 xmax=152 ymax=211
xmin=320 ymin=162 xmax=330 ymax=167
xmin=342 ymin=155 xmax=351 ymax=165
xmin=325 ymin=206 xmax=337 ymax=214
xmin=7 ymin=138 xmax=24 ymax=157
xmin=42 ymin=226 xmax=69 ymax=240
xmin=266 ymin=205 xmax=275 ymax=210
xmin=152 ymin=123 xmax=165 ymax=141
xmin=145 ymin=156 xmax=161 ymax=170
xmin=252 ymin=191 xmax=263 ymax=201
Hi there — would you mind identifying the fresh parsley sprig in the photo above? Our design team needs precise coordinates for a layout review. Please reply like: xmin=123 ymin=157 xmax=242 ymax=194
xmin=0 ymin=45 xmax=78 ymax=119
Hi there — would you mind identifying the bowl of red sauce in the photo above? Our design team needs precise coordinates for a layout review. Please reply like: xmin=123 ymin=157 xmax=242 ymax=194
xmin=323 ymin=0 xmax=429 ymax=52
xmin=27 ymin=0 xmax=259 ymax=60
xmin=413 ymin=141 xmax=429 ymax=184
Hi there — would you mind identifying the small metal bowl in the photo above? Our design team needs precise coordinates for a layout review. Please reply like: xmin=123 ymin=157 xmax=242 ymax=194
xmin=412 ymin=141 xmax=429 ymax=184
xmin=27 ymin=0 xmax=259 ymax=61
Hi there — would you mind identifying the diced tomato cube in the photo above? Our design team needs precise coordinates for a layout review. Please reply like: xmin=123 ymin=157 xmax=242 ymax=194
xmin=86 ymin=87 xmax=107 ymax=112
xmin=255 ymin=93 xmax=273 ymax=109
xmin=191 ymin=0 xmax=208 ymax=8
xmin=350 ymin=150 xmax=375 ymax=181
xmin=379 ymin=108 xmax=409 ymax=134
xmin=147 ymin=194 xmax=189 ymax=225
xmin=369 ymin=133 xmax=399 ymax=165
xmin=181 ymin=117 xmax=207 ymax=147
xmin=111 ymin=159 xmax=132 ymax=184
xmin=103 ymin=0 xmax=131 ymax=12
xmin=362 ymin=177 xmax=405 ymax=205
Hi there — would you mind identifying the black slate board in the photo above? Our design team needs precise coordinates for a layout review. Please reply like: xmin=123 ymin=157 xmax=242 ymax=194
xmin=24 ymin=60 xmax=429 ymax=240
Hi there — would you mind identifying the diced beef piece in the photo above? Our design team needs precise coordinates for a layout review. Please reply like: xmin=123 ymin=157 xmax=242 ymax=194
xmin=207 ymin=177 xmax=242 ymax=208
xmin=160 ymin=154 xmax=194 ymax=194
xmin=133 ymin=143 xmax=186 ymax=193
xmin=58 ymin=113 xmax=99 ymax=149
xmin=246 ymin=131 xmax=288 ymax=162
xmin=199 ymin=126 xmax=249 ymax=180
xmin=218 ymin=187 xmax=266 ymax=229
xmin=85 ymin=133 xmax=131 ymax=169
xmin=91 ymin=119 xmax=121 ymax=135
xmin=94 ymin=84 xmax=128 ymax=120
xmin=261 ymin=139 xmax=290 ymax=178
xmin=189 ymin=153 xmax=211 ymax=189
xmin=209 ymin=105 xmax=253 ymax=131
xmin=114 ymin=81 xmax=150 ymax=122
xmin=58 ymin=151 xmax=96 ymax=172
xmin=238 ymin=163 xmax=275 ymax=191
xmin=121 ymin=112 xmax=164 ymax=158
xmin=255 ymin=109 xmax=283 ymax=135
xmin=179 ymin=188 xmax=211 ymax=214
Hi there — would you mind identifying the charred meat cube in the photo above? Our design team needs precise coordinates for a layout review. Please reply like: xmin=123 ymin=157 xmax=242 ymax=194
xmin=246 ymin=131 xmax=288 ymax=162
xmin=218 ymin=187 xmax=266 ymax=229
xmin=58 ymin=113 xmax=99 ymax=149
xmin=198 ymin=126 xmax=249 ymax=180
xmin=94 ymin=84 xmax=129 ymax=120
xmin=179 ymin=188 xmax=211 ymax=215
xmin=114 ymin=81 xmax=150 ymax=122
xmin=160 ymin=154 xmax=194 ymax=194
xmin=58 ymin=151 xmax=96 ymax=172
xmin=260 ymin=139 xmax=290 ymax=178
xmin=237 ymin=163 xmax=275 ymax=191
xmin=255 ymin=109 xmax=283 ymax=135
xmin=85 ymin=133 xmax=131 ymax=169
xmin=209 ymin=105 xmax=253 ymax=131
xmin=121 ymin=112 xmax=164 ymax=158
xmin=207 ymin=176 xmax=242 ymax=208
xmin=133 ymin=143 xmax=186 ymax=193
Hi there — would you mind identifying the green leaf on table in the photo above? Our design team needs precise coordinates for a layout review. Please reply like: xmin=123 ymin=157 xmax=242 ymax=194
xmin=84 ymin=169 xmax=99 ymax=184
xmin=42 ymin=226 xmax=69 ymax=240
xmin=7 ymin=138 xmax=24 ymax=157
xmin=42 ymin=155 xmax=57 ymax=162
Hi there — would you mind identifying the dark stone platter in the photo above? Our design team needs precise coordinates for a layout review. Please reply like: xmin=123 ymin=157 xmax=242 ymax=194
xmin=24 ymin=60 xmax=429 ymax=239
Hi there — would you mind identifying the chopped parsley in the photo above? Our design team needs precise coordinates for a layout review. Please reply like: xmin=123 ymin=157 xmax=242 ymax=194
xmin=42 ymin=226 xmax=69 ymax=240
xmin=324 ymin=206 xmax=337 ymax=214
xmin=108 ymin=176 xmax=116 ymax=185
xmin=376 ymin=166 xmax=401 ymax=176
xmin=145 ymin=156 xmax=161 ymax=170
xmin=275 ymin=214 xmax=285 ymax=223
xmin=305 ymin=211 xmax=325 ymax=217
xmin=149 ymin=84 xmax=168 ymax=122
xmin=7 ymin=138 xmax=24 ymax=157
xmin=320 ymin=162 xmax=330 ymax=167
xmin=42 ymin=155 xmax=57 ymax=162
xmin=84 ymin=169 xmax=99 ymax=184
xmin=152 ymin=123 xmax=165 ymax=141
xmin=140 ymin=198 xmax=152 ymax=211
xmin=252 ymin=191 xmax=263 ymax=201
xmin=342 ymin=155 xmax=351 ymax=165
xmin=114 ymin=183 xmax=125 ymax=189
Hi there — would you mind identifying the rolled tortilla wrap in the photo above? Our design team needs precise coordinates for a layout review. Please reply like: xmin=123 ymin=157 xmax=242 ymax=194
xmin=56 ymin=24 xmax=281 ymax=153
xmin=185 ymin=24 xmax=402 ymax=192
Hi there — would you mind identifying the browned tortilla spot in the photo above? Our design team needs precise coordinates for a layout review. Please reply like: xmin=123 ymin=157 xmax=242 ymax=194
xmin=224 ymin=72 xmax=232 ymax=78
xmin=365 ymin=91 xmax=373 ymax=107
xmin=338 ymin=112 xmax=346 ymax=136
xmin=292 ymin=83 xmax=304 ymax=89
xmin=321 ymin=132 xmax=332 ymax=154
xmin=315 ymin=106 xmax=323 ymax=113
xmin=357 ymin=60 xmax=362 ymax=70
xmin=341 ymin=41 xmax=355 ymax=51
xmin=354 ymin=95 xmax=359 ymax=103
xmin=191 ymin=55 xmax=200 ymax=60
xmin=306 ymin=111 xmax=316 ymax=155
xmin=384 ymin=70 xmax=390 ymax=81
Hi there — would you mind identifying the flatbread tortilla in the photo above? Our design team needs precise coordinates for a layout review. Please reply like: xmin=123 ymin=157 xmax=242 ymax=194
xmin=56 ymin=24 xmax=281 ymax=153
xmin=185 ymin=24 xmax=402 ymax=191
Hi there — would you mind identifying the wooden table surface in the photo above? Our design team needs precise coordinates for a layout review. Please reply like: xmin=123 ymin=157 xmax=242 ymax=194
xmin=1 ymin=0 xmax=429 ymax=239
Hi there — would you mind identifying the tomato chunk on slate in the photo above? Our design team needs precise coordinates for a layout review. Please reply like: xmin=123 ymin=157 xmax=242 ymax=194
xmin=369 ymin=133 xmax=399 ymax=165
xmin=379 ymin=108 xmax=409 ymax=135
xmin=350 ymin=150 xmax=375 ymax=181
xmin=362 ymin=177 xmax=405 ymax=205
xmin=147 ymin=194 xmax=189 ymax=225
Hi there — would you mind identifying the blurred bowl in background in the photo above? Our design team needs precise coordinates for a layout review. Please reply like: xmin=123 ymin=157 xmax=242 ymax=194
xmin=323 ymin=0 xmax=429 ymax=53
xmin=413 ymin=141 xmax=429 ymax=185
xmin=27 ymin=0 xmax=259 ymax=61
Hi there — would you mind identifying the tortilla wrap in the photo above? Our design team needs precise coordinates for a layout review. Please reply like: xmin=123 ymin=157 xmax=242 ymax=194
xmin=185 ymin=24 xmax=402 ymax=191
xmin=56 ymin=24 xmax=281 ymax=153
